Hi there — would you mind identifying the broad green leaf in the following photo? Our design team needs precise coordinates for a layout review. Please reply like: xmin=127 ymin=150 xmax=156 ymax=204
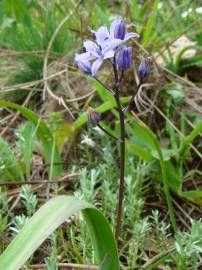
xmin=0 ymin=101 xmax=62 ymax=178
xmin=91 ymin=78 xmax=115 ymax=104
xmin=130 ymin=120 xmax=157 ymax=152
xmin=16 ymin=122 xmax=36 ymax=179
xmin=0 ymin=137 xmax=24 ymax=181
xmin=126 ymin=142 xmax=153 ymax=161
xmin=0 ymin=196 xmax=119 ymax=270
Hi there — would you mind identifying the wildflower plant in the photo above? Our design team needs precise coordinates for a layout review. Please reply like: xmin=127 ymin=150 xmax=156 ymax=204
xmin=75 ymin=17 xmax=150 ymax=241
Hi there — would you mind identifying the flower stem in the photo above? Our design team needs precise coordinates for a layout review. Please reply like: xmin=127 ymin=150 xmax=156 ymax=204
xmin=114 ymin=92 xmax=125 ymax=241
xmin=112 ymin=61 xmax=126 ymax=241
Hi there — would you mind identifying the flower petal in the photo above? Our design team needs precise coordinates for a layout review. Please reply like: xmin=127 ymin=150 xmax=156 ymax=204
xmin=75 ymin=57 xmax=92 ymax=74
xmin=83 ymin=40 xmax=100 ymax=57
xmin=103 ymin=50 xmax=114 ymax=59
xmin=103 ymin=39 xmax=122 ymax=53
xmin=91 ymin=58 xmax=103 ymax=76
xmin=109 ymin=19 xmax=117 ymax=38
xmin=124 ymin=32 xmax=140 ymax=42
xmin=75 ymin=52 xmax=95 ymax=61
xmin=95 ymin=26 xmax=110 ymax=46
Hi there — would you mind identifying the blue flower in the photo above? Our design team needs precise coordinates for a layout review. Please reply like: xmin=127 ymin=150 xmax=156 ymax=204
xmin=137 ymin=56 xmax=150 ymax=78
xmin=77 ymin=38 xmax=121 ymax=76
xmin=76 ymin=17 xmax=139 ymax=76
xmin=92 ymin=18 xmax=139 ymax=45
xmin=75 ymin=54 xmax=92 ymax=74
xmin=117 ymin=47 xmax=132 ymax=70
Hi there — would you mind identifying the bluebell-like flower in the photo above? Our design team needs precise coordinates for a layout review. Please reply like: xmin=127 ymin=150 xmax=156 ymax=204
xmin=75 ymin=54 xmax=92 ymax=74
xmin=76 ymin=17 xmax=139 ymax=76
xmin=92 ymin=18 xmax=139 ymax=47
xmin=137 ymin=56 xmax=150 ymax=78
xmin=77 ymin=39 xmax=121 ymax=76
xmin=87 ymin=107 xmax=101 ymax=126
xmin=117 ymin=47 xmax=132 ymax=70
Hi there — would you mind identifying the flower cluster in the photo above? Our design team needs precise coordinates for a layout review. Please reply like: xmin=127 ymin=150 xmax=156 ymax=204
xmin=75 ymin=18 xmax=139 ymax=77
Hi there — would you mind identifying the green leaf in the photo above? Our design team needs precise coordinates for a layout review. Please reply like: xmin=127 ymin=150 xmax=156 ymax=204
xmin=181 ymin=55 xmax=202 ymax=69
xmin=180 ymin=190 xmax=202 ymax=204
xmin=161 ymin=83 xmax=186 ymax=105
xmin=91 ymin=78 xmax=115 ymax=104
xmin=126 ymin=142 xmax=153 ymax=161
xmin=0 ymin=101 xmax=62 ymax=178
xmin=16 ymin=122 xmax=36 ymax=179
xmin=129 ymin=120 xmax=157 ymax=152
xmin=164 ymin=161 xmax=181 ymax=193
xmin=179 ymin=121 xmax=202 ymax=157
xmin=0 ymin=137 xmax=24 ymax=181
xmin=0 ymin=196 xmax=119 ymax=270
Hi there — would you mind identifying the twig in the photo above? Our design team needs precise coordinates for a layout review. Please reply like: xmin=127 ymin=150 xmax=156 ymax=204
xmin=0 ymin=173 xmax=79 ymax=186
xmin=29 ymin=263 xmax=99 ymax=269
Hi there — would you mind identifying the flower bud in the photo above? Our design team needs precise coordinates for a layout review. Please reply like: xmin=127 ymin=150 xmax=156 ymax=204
xmin=117 ymin=47 xmax=132 ymax=70
xmin=87 ymin=107 xmax=101 ymax=126
xmin=137 ymin=56 xmax=150 ymax=78
xmin=75 ymin=55 xmax=92 ymax=75
xmin=113 ymin=18 xmax=126 ymax=40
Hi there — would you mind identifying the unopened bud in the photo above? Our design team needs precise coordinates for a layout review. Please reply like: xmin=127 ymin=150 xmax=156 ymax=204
xmin=137 ymin=56 xmax=150 ymax=78
xmin=113 ymin=18 xmax=126 ymax=40
xmin=87 ymin=107 xmax=101 ymax=126
xmin=117 ymin=47 xmax=132 ymax=70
